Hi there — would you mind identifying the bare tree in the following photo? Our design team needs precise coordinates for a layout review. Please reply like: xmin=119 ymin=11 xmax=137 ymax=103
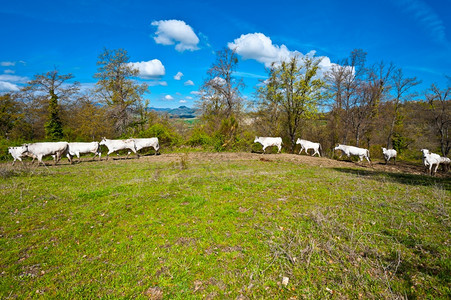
xmin=196 ymin=48 xmax=245 ymax=149
xmin=426 ymin=82 xmax=451 ymax=156
xmin=325 ymin=49 xmax=366 ymax=145
xmin=386 ymin=68 xmax=421 ymax=149
xmin=94 ymin=48 xmax=148 ymax=136
xmin=198 ymin=48 xmax=244 ymax=122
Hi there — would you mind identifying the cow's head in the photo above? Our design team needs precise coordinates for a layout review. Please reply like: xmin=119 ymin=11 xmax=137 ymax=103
xmin=254 ymin=136 xmax=259 ymax=143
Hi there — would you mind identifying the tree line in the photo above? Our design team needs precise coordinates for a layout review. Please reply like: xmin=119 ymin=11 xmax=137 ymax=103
xmin=0 ymin=47 xmax=450 ymax=161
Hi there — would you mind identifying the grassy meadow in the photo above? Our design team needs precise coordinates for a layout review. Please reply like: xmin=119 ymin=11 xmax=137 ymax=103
xmin=0 ymin=153 xmax=450 ymax=299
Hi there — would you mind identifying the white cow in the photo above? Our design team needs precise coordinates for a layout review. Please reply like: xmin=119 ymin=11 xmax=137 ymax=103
xmin=25 ymin=142 xmax=71 ymax=166
xmin=67 ymin=142 xmax=101 ymax=162
xmin=133 ymin=138 xmax=160 ymax=155
xmin=420 ymin=149 xmax=441 ymax=176
xmin=296 ymin=139 xmax=321 ymax=157
xmin=99 ymin=138 xmax=138 ymax=160
xmin=334 ymin=144 xmax=371 ymax=163
xmin=8 ymin=145 xmax=28 ymax=165
xmin=254 ymin=136 xmax=282 ymax=153
xmin=382 ymin=147 xmax=397 ymax=164
xmin=439 ymin=156 xmax=450 ymax=172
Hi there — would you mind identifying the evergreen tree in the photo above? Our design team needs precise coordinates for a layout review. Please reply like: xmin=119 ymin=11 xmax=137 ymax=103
xmin=44 ymin=90 xmax=63 ymax=140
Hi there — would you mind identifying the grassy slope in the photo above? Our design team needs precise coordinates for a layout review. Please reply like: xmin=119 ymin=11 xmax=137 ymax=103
xmin=0 ymin=154 xmax=450 ymax=299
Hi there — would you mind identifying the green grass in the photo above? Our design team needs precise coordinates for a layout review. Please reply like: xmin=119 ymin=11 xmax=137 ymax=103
xmin=0 ymin=155 xmax=450 ymax=299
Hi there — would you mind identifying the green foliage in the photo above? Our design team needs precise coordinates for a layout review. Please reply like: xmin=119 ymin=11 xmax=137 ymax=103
xmin=0 ymin=138 xmax=11 ymax=161
xmin=392 ymin=132 xmax=412 ymax=154
xmin=44 ymin=91 xmax=64 ymax=141
xmin=138 ymin=123 xmax=180 ymax=148
xmin=0 ymin=94 xmax=23 ymax=139
xmin=257 ymin=56 xmax=327 ymax=152
xmin=186 ymin=127 xmax=212 ymax=148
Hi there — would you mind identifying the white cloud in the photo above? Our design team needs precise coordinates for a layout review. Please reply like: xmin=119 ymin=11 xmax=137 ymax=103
xmin=190 ymin=91 xmax=201 ymax=95
xmin=186 ymin=96 xmax=193 ymax=100
xmin=4 ymin=69 xmax=15 ymax=74
xmin=151 ymin=19 xmax=200 ymax=52
xmin=210 ymin=77 xmax=226 ymax=86
xmin=184 ymin=80 xmax=194 ymax=86
xmin=0 ymin=81 xmax=19 ymax=92
xmin=228 ymin=33 xmax=299 ymax=67
xmin=1 ymin=61 xmax=15 ymax=67
xmin=129 ymin=59 xmax=165 ymax=78
xmin=174 ymin=71 xmax=183 ymax=80
xmin=165 ymin=95 xmax=174 ymax=100
xmin=394 ymin=0 xmax=448 ymax=44
xmin=229 ymin=32 xmax=338 ymax=75
xmin=179 ymin=100 xmax=187 ymax=103
xmin=148 ymin=81 xmax=167 ymax=86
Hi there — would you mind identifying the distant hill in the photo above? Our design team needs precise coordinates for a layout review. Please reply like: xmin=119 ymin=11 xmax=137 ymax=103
xmin=150 ymin=106 xmax=197 ymax=118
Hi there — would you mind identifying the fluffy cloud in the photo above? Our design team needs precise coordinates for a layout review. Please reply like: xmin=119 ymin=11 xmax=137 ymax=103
xmin=151 ymin=20 xmax=200 ymax=52
xmin=129 ymin=59 xmax=165 ymax=78
xmin=0 ymin=81 xmax=19 ymax=91
xmin=228 ymin=33 xmax=299 ymax=67
xmin=165 ymin=95 xmax=174 ymax=100
xmin=179 ymin=100 xmax=187 ymax=104
xmin=184 ymin=80 xmax=194 ymax=86
xmin=1 ymin=61 xmax=15 ymax=67
xmin=0 ymin=74 xmax=28 ymax=92
xmin=174 ymin=71 xmax=183 ymax=80
xmin=229 ymin=32 xmax=338 ymax=75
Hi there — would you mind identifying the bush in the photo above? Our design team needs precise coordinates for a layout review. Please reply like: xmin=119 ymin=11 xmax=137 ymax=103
xmin=186 ymin=128 xmax=212 ymax=148
xmin=0 ymin=138 xmax=10 ymax=162
xmin=138 ymin=123 xmax=181 ymax=149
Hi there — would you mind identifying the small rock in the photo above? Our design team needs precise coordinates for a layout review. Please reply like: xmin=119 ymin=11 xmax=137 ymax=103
xmin=282 ymin=276 xmax=289 ymax=286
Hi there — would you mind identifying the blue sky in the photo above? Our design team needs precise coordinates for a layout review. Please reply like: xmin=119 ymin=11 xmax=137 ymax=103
xmin=0 ymin=0 xmax=450 ymax=108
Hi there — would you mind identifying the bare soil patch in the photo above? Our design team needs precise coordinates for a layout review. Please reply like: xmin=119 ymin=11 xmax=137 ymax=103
xmin=135 ymin=152 xmax=450 ymax=178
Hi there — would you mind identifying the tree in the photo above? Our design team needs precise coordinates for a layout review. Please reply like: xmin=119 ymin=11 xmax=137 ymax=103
xmin=64 ymin=93 xmax=113 ymax=141
xmin=385 ymin=68 xmax=421 ymax=149
xmin=94 ymin=48 xmax=149 ymax=136
xmin=258 ymin=55 xmax=327 ymax=152
xmin=21 ymin=69 xmax=79 ymax=140
xmin=196 ymin=48 xmax=245 ymax=149
xmin=350 ymin=61 xmax=394 ymax=147
xmin=45 ymin=90 xmax=63 ymax=140
xmin=0 ymin=93 xmax=24 ymax=139
xmin=325 ymin=49 xmax=367 ymax=145
xmin=326 ymin=50 xmax=394 ymax=147
xmin=426 ymin=82 xmax=451 ymax=156
xmin=198 ymin=48 xmax=244 ymax=123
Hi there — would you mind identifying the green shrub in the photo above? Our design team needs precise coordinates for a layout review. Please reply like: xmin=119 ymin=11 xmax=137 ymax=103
xmin=139 ymin=123 xmax=181 ymax=150
xmin=186 ymin=128 xmax=212 ymax=148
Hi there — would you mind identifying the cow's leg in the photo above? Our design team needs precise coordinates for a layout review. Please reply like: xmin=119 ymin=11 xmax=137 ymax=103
xmin=262 ymin=145 xmax=267 ymax=154
xmin=277 ymin=145 xmax=281 ymax=153
xmin=38 ymin=155 xmax=46 ymax=167
xmin=433 ymin=163 xmax=439 ymax=176
xmin=106 ymin=150 xmax=115 ymax=160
